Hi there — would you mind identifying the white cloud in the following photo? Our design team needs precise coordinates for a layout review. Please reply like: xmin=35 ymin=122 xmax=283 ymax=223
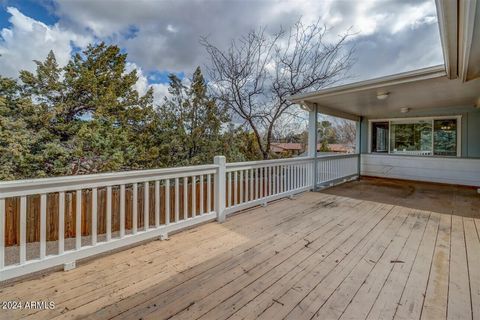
xmin=166 ymin=24 xmax=177 ymax=33
xmin=389 ymin=1 xmax=437 ymax=33
xmin=0 ymin=7 xmax=91 ymax=78
xmin=50 ymin=0 xmax=441 ymax=79
xmin=0 ymin=0 xmax=443 ymax=86
xmin=125 ymin=62 xmax=170 ymax=104
xmin=151 ymin=83 xmax=170 ymax=104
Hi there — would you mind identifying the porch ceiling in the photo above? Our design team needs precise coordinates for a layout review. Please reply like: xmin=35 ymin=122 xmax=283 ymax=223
xmin=290 ymin=65 xmax=480 ymax=118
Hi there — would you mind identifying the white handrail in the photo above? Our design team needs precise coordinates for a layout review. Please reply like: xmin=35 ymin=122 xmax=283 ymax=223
xmin=0 ymin=165 xmax=218 ymax=199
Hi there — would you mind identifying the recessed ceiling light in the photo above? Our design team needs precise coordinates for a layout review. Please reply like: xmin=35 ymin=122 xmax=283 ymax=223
xmin=377 ymin=92 xmax=389 ymax=100
xmin=400 ymin=107 xmax=410 ymax=113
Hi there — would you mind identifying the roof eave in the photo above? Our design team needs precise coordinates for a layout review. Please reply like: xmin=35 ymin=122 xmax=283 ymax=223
xmin=288 ymin=64 xmax=447 ymax=104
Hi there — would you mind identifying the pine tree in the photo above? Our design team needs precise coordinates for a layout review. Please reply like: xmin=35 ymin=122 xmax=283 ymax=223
xmin=1 ymin=46 xmax=260 ymax=180
xmin=158 ymin=67 xmax=228 ymax=166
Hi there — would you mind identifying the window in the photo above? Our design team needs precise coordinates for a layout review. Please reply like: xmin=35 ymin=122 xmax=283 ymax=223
xmin=371 ymin=122 xmax=389 ymax=153
xmin=434 ymin=119 xmax=457 ymax=156
xmin=390 ymin=120 xmax=432 ymax=155
xmin=369 ymin=117 xmax=460 ymax=157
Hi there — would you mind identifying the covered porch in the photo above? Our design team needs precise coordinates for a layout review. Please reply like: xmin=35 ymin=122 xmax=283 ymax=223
xmin=294 ymin=0 xmax=480 ymax=190
xmin=1 ymin=182 xmax=479 ymax=320
xmin=296 ymin=64 xmax=480 ymax=190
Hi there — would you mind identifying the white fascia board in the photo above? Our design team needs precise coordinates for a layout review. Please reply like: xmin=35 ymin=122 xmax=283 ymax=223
xmin=287 ymin=65 xmax=447 ymax=103
xmin=435 ymin=0 xmax=458 ymax=79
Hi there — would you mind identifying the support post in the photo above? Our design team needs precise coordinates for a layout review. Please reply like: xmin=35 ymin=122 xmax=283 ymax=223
xmin=307 ymin=104 xmax=318 ymax=191
xmin=214 ymin=156 xmax=226 ymax=223
xmin=356 ymin=117 xmax=363 ymax=179
xmin=64 ymin=261 xmax=76 ymax=271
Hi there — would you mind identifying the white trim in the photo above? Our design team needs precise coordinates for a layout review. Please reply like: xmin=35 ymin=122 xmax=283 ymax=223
xmin=288 ymin=65 xmax=446 ymax=103
xmin=435 ymin=0 xmax=458 ymax=79
xmin=458 ymin=0 xmax=477 ymax=81
xmin=368 ymin=115 xmax=462 ymax=157
xmin=299 ymin=101 xmax=360 ymax=121
xmin=368 ymin=115 xmax=462 ymax=123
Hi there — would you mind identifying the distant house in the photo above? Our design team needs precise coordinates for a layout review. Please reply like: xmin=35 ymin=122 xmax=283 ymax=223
xmin=270 ymin=142 xmax=304 ymax=156
xmin=271 ymin=142 xmax=354 ymax=156
xmin=326 ymin=144 xmax=354 ymax=153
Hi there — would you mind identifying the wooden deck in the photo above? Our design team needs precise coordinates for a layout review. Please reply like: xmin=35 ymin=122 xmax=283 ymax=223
xmin=1 ymin=191 xmax=479 ymax=320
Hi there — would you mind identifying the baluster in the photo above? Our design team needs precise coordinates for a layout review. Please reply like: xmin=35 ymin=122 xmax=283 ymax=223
xmin=207 ymin=174 xmax=211 ymax=213
xmin=183 ymin=177 xmax=188 ymax=220
xmin=59 ymin=192 xmax=65 ymax=254
xmin=280 ymin=165 xmax=284 ymax=193
xmin=120 ymin=185 xmax=125 ymax=238
xmin=302 ymin=164 xmax=306 ymax=187
xmin=259 ymin=168 xmax=264 ymax=198
xmin=76 ymin=190 xmax=82 ymax=248
xmin=155 ymin=180 xmax=160 ymax=228
xmin=243 ymin=170 xmax=247 ymax=202
xmin=106 ymin=186 xmax=112 ymax=241
xmin=274 ymin=166 xmax=278 ymax=195
xmin=286 ymin=165 xmax=290 ymax=191
xmin=192 ymin=176 xmax=196 ymax=218
xmin=296 ymin=165 xmax=300 ymax=189
xmin=227 ymin=172 xmax=232 ymax=207
xmin=234 ymin=171 xmax=238 ymax=205
xmin=239 ymin=170 xmax=244 ymax=203
xmin=200 ymin=175 xmax=204 ymax=215
xmin=92 ymin=188 xmax=97 ymax=245
xmin=280 ymin=165 xmax=283 ymax=193
xmin=250 ymin=169 xmax=254 ymax=201
xmin=20 ymin=196 xmax=27 ymax=264
xmin=165 ymin=180 xmax=170 ymax=225
xmin=255 ymin=168 xmax=259 ymax=200
xmin=132 ymin=183 xmax=138 ymax=234
xmin=268 ymin=166 xmax=272 ymax=196
xmin=297 ymin=164 xmax=302 ymax=189
xmin=175 ymin=178 xmax=180 ymax=222
xmin=40 ymin=194 xmax=47 ymax=258
xmin=144 ymin=181 xmax=149 ymax=230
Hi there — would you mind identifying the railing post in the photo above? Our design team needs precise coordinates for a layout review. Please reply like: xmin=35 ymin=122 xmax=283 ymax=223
xmin=214 ymin=155 xmax=226 ymax=223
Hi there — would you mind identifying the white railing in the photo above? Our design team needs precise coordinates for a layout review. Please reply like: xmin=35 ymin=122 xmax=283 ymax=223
xmin=316 ymin=154 xmax=359 ymax=186
xmin=0 ymin=154 xmax=358 ymax=281
xmin=225 ymin=157 xmax=314 ymax=215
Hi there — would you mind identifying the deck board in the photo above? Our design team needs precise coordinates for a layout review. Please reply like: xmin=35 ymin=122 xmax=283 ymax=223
xmin=341 ymin=210 xmax=430 ymax=320
xmin=0 ymin=191 xmax=477 ymax=320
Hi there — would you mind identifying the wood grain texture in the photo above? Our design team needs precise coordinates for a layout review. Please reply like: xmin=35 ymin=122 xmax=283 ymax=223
xmin=0 ymin=191 xmax=476 ymax=320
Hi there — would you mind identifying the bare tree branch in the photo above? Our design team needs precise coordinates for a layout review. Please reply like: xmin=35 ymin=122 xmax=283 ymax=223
xmin=201 ymin=19 xmax=355 ymax=159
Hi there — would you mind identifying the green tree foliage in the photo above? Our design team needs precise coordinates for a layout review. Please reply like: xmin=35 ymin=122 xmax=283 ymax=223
xmin=11 ymin=44 xmax=158 ymax=177
xmin=0 ymin=45 xmax=259 ymax=180
xmin=158 ymin=67 xmax=232 ymax=166
xmin=318 ymin=120 xmax=336 ymax=152
xmin=0 ymin=76 xmax=39 ymax=179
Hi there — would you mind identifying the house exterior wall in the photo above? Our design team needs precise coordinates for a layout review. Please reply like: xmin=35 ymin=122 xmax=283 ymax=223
xmin=358 ymin=105 xmax=480 ymax=186
xmin=359 ymin=105 xmax=480 ymax=157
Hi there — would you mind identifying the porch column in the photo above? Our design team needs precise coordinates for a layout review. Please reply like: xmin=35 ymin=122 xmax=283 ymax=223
xmin=356 ymin=117 xmax=363 ymax=178
xmin=307 ymin=105 xmax=317 ymax=157
xmin=307 ymin=104 xmax=318 ymax=191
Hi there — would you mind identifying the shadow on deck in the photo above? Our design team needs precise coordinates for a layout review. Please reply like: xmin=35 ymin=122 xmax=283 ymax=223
xmin=321 ymin=176 xmax=480 ymax=218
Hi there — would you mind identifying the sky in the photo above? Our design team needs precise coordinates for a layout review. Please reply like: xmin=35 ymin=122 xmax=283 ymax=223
xmin=0 ymin=0 xmax=444 ymax=104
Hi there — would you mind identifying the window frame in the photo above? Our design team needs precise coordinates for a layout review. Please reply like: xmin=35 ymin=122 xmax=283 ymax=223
xmin=368 ymin=115 xmax=462 ymax=157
